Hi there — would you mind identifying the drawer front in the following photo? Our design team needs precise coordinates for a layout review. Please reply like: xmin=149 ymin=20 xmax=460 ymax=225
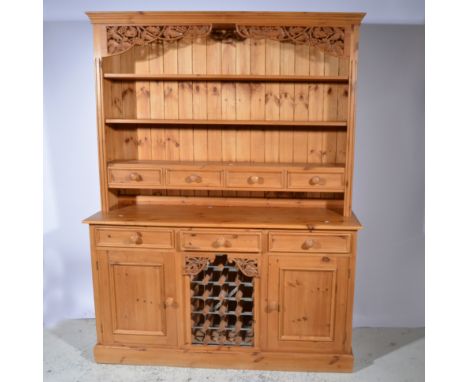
xmin=268 ymin=232 xmax=351 ymax=253
xmin=180 ymin=231 xmax=262 ymax=252
xmin=166 ymin=169 xmax=223 ymax=188
xmin=108 ymin=168 xmax=162 ymax=188
xmin=95 ymin=227 xmax=174 ymax=249
xmin=226 ymin=171 xmax=283 ymax=189
xmin=287 ymin=172 xmax=344 ymax=191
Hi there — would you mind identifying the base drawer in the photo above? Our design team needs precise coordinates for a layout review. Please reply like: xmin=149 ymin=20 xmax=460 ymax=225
xmin=180 ymin=231 xmax=262 ymax=252
xmin=268 ymin=232 xmax=351 ymax=253
xmin=95 ymin=227 xmax=174 ymax=249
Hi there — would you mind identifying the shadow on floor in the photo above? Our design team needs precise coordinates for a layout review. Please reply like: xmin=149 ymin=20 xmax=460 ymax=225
xmin=48 ymin=319 xmax=97 ymax=362
xmin=48 ymin=319 xmax=424 ymax=371
xmin=352 ymin=327 xmax=424 ymax=371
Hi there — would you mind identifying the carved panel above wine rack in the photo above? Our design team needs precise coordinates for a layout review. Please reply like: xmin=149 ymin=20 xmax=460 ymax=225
xmin=184 ymin=256 xmax=212 ymax=277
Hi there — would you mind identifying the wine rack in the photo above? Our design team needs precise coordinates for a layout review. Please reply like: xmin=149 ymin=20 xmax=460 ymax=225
xmin=189 ymin=255 xmax=254 ymax=346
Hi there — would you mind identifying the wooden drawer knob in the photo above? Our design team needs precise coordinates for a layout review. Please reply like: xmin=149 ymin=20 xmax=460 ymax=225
xmin=129 ymin=172 xmax=142 ymax=181
xmin=322 ymin=256 xmax=331 ymax=263
xmin=247 ymin=175 xmax=264 ymax=185
xmin=309 ymin=176 xmax=321 ymax=185
xmin=302 ymin=239 xmax=315 ymax=250
xmin=185 ymin=174 xmax=202 ymax=184
xmin=129 ymin=232 xmax=143 ymax=244
xmin=212 ymin=238 xmax=232 ymax=248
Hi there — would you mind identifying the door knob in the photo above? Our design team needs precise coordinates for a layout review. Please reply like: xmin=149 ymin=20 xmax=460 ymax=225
xmin=266 ymin=301 xmax=279 ymax=313
xmin=165 ymin=297 xmax=176 ymax=308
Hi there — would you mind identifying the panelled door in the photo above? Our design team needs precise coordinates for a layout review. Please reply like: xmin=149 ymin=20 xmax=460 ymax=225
xmin=266 ymin=254 xmax=350 ymax=353
xmin=97 ymin=249 xmax=178 ymax=346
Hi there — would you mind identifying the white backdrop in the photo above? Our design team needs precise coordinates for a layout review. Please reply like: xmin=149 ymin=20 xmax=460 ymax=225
xmin=44 ymin=2 xmax=424 ymax=328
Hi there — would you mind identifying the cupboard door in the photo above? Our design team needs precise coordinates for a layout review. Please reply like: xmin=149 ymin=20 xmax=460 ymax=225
xmin=267 ymin=255 xmax=349 ymax=352
xmin=97 ymin=249 xmax=178 ymax=346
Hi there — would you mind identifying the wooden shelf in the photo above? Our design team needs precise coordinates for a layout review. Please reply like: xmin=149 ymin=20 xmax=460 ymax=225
xmin=105 ymin=119 xmax=347 ymax=128
xmin=103 ymin=73 xmax=349 ymax=83
xmin=108 ymin=160 xmax=346 ymax=171
xmin=83 ymin=204 xmax=362 ymax=230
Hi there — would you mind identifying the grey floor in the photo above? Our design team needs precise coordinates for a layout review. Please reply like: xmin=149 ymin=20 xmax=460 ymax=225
xmin=44 ymin=319 xmax=424 ymax=382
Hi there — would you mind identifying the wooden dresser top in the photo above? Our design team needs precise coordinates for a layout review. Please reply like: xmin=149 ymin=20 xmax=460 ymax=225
xmin=84 ymin=205 xmax=361 ymax=231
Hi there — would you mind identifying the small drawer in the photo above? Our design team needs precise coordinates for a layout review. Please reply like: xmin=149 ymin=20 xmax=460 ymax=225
xmin=226 ymin=170 xmax=283 ymax=189
xmin=166 ymin=169 xmax=223 ymax=188
xmin=268 ymin=232 xmax=351 ymax=253
xmin=180 ymin=231 xmax=262 ymax=252
xmin=108 ymin=168 xmax=162 ymax=188
xmin=287 ymin=172 xmax=344 ymax=191
xmin=95 ymin=227 xmax=174 ymax=249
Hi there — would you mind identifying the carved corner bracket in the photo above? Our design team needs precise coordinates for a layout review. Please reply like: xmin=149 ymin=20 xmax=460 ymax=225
xmin=106 ymin=24 xmax=345 ymax=56
xmin=229 ymin=257 xmax=259 ymax=278
xmin=107 ymin=25 xmax=212 ymax=55
xmin=184 ymin=256 xmax=211 ymax=276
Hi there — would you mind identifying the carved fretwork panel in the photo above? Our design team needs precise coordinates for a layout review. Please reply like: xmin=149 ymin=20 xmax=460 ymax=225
xmin=184 ymin=256 xmax=212 ymax=276
xmin=236 ymin=25 xmax=345 ymax=55
xmin=106 ymin=24 xmax=345 ymax=56
xmin=228 ymin=257 xmax=259 ymax=278
xmin=107 ymin=25 xmax=212 ymax=55
xmin=188 ymin=254 xmax=255 ymax=347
